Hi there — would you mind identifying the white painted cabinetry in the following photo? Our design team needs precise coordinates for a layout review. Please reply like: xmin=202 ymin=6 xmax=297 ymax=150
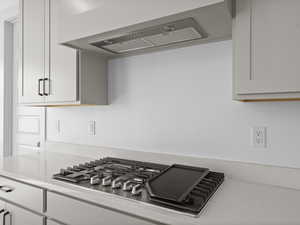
xmin=47 ymin=0 xmax=77 ymax=103
xmin=0 ymin=198 xmax=43 ymax=225
xmin=234 ymin=0 xmax=300 ymax=101
xmin=20 ymin=0 xmax=107 ymax=106
xmin=0 ymin=176 xmax=158 ymax=225
xmin=0 ymin=176 xmax=44 ymax=213
xmin=5 ymin=204 xmax=44 ymax=225
xmin=47 ymin=192 xmax=157 ymax=225
xmin=0 ymin=200 xmax=6 ymax=225
xmin=20 ymin=0 xmax=45 ymax=104
xmin=0 ymin=176 xmax=44 ymax=225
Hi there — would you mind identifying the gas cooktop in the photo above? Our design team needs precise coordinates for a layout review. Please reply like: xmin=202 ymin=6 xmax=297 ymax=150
xmin=52 ymin=157 xmax=224 ymax=217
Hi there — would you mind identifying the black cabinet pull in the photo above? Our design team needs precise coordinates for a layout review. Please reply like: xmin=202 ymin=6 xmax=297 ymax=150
xmin=0 ymin=208 xmax=9 ymax=225
xmin=38 ymin=78 xmax=43 ymax=96
xmin=3 ymin=210 xmax=11 ymax=225
xmin=43 ymin=78 xmax=49 ymax=96
xmin=0 ymin=185 xmax=14 ymax=193
xmin=0 ymin=208 xmax=4 ymax=225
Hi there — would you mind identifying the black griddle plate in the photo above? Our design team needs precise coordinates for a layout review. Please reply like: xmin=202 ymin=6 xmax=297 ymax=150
xmin=146 ymin=164 xmax=209 ymax=203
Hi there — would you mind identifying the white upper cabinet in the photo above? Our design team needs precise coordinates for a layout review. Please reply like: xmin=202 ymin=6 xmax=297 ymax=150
xmin=234 ymin=0 xmax=300 ymax=101
xmin=20 ymin=0 xmax=108 ymax=106
xmin=20 ymin=0 xmax=45 ymax=103
xmin=47 ymin=0 xmax=78 ymax=103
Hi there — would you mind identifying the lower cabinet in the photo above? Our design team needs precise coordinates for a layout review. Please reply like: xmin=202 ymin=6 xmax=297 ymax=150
xmin=47 ymin=192 xmax=157 ymax=225
xmin=0 ymin=176 xmax=44 ymax=213
xmin=4 ymin=204 xmax=44 ymax=225
xmin=0 ymin=200 xmax=5 ymax=225
xmin=0 ymin=177 xmax=160 ymax=225
xmin=2 ymin=203 xmax=44 ymax=225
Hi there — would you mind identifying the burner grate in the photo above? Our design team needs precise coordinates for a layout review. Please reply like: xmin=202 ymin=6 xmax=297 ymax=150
xmin=148 ymin=171 xmax=224 ymax=214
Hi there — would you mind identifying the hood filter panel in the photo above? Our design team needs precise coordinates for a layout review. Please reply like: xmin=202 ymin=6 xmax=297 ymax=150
xmin=90 ymin=18 xmax=206 ymax=54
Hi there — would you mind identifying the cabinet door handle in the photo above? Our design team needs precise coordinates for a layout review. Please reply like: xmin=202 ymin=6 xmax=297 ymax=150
xmin=43 ymin=78 xmax=49 ymax=96
xmin=0 ymin=208 xmax=6 ymax=225
xmin=38 ymin=78 xmax=44 ymax=96
xmin=0 ymin=185 xmax=14 ymax=193
xmin=3 ymin=210 xmax=11 ymax=225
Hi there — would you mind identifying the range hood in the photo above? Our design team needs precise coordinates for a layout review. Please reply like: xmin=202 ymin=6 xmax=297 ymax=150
xmin=62 ymin=0 xmax=233 ymax=58
xmin=90 ymin=18 xmax=206 ymax=54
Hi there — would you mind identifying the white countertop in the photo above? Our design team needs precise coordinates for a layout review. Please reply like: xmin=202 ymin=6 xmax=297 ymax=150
xmin=0 ymin=151 xmax=300 ymax=225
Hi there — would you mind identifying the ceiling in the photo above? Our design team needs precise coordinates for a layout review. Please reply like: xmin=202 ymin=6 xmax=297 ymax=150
xmin=0 ymin=0 xmax=18 ymax=12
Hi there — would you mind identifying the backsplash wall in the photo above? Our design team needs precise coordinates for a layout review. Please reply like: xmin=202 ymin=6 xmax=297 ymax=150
xmin=47 ymin=40 xmax=300 ymax=168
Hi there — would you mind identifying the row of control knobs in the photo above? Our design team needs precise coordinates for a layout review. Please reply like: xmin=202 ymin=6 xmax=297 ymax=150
xmin=90 ymin=175 xmax=143 ymax=195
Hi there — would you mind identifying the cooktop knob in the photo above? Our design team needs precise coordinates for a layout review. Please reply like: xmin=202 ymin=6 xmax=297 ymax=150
xmin=60 ymin=169 xmax=67 ymax=175
xmin=90 ymin=175 xmax=101 ymax=185
xmin=112 ymin=178 xmax=122 ymax=189
xmin=102 ymin=176 xmax=112 ymax=186
xmin=131 ymin=184 xmax=142 ymax=195
xmin=122 ymin=180 xmax=134 ymax=191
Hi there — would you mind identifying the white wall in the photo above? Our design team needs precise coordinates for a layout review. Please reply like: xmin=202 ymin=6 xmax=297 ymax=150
xmin=47 ymin=40 xmax=300 ymax=168
xmin=0 ymin=1 xmax=18 ymax=12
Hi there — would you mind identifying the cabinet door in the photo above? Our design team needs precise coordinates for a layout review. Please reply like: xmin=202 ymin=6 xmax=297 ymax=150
xmin=47 ymin=192 xmax=157 ymax=225
xmin=20 ymin=0 xmax=45 ymax=103
xmin=0 ymin=200 xmax=5 ymax=225
xmin=4 ymin=204 xmax=44 ymax=225
xmin=235 ymin=0 xmax=300 ymax=95
xmin=46 ymin=0 xmax=78 ymax=103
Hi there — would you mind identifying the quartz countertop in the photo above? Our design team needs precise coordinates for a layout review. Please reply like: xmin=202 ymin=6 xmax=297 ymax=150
xmin=0 ymin=151 xmax=300 ymax=225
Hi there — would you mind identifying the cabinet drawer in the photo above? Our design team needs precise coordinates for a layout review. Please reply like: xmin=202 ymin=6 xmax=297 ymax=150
xmin=6 ymin=203 xmax=45 ymax=225
xmin=0 ymin=176 xmax=44 ymax=213
xmin=47 ymin=192 xmax=158 ymax=225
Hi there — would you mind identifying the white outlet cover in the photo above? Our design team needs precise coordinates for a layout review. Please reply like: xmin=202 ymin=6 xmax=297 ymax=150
xmin=88 ymin=121 xmax=96 ymax=136
xmin=252 ymin=127 xmax=267 ymax=148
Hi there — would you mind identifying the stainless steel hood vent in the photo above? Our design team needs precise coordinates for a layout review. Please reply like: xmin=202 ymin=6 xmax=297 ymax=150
xmin=62 ymin=1 xmax=233 ymax=58
xmin=90 ymin=18 xmax=206 ymax=54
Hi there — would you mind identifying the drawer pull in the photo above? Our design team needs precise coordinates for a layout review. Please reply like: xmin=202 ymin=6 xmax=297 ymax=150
xmin=3 ymin=210 xmax=11 ymax=225
xmin=0 ymin=186 xmax=14 ymax=193
xmin=43 ymin=78 xmax=50 ymax=96
xmin=38 ymin=78 xmax=44 ymax=96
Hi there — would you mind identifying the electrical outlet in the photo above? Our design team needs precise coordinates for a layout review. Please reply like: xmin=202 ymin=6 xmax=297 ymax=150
xmin=88 ymin=121 xmax=96 ymax=136
xmin=252 ymin=127 xmax=267 ymax=148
